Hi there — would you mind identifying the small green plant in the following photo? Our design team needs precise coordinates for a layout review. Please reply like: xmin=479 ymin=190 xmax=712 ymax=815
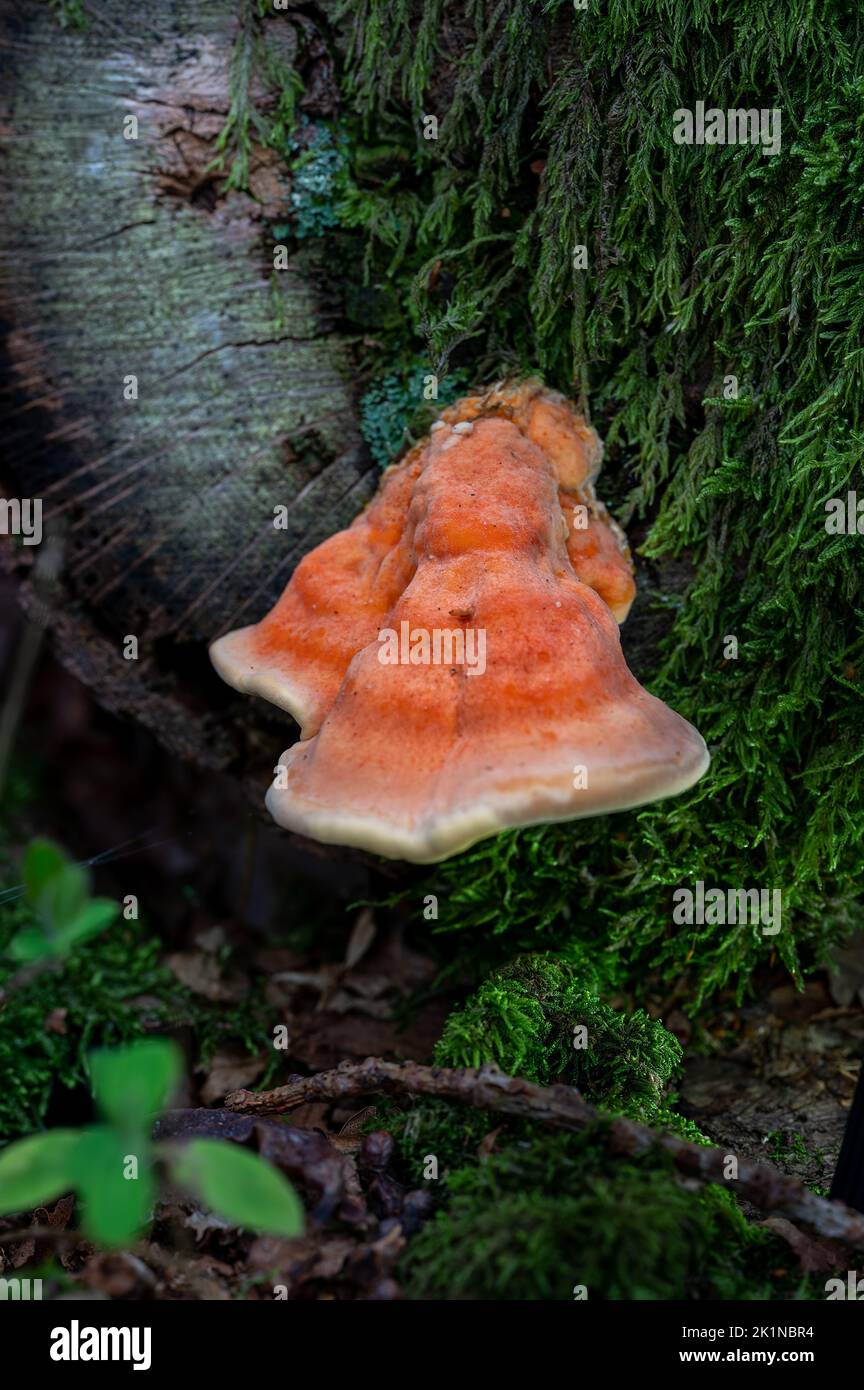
xmin=4 ymin=838 xmax=118 ymax=968
xmin=0 ymin=834 xmax=284 ymax=1138
xmin=0 ymin=1038 xmax=302 ymax=1246
xmin=283 ymin=120 xmax=351 ymax=240
xmin=763 ymin=1129 xmax=826 ymax=1172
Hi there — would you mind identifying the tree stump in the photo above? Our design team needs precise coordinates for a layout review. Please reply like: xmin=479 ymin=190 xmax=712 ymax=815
xmin=0 ymin=0 xmax=373 ymax=779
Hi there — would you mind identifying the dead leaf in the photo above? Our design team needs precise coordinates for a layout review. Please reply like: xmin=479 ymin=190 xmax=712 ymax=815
xmin=198 ymin=1049 xmax=268 ymax=1106
xmin=33 ymin=1194 xmax=75 ymax=1231
xmin=164 ymin=950 xmax=247 ymax=1002
xmin=478 ymin=1126 xmax=505 ymax=1158
xmin=195 ymin=924 xmax=228 ymax=953
xmin=79 ymin=1251 xmax=157 ymax=1298
xmin=767 ymin=981 xmax=830 ymax=1022
xmin=8 ymin=1238 xmax=35 ymax=1268
xmin=344 ymin=908 xmax=376 ymax=971
xmin=287 ymin=1101 xmax=331 ymax=1131
xmin=339 ymin=1107 xmax=378 ymax=1136
xmin=253 ymin=947 xmax=308 ymax=974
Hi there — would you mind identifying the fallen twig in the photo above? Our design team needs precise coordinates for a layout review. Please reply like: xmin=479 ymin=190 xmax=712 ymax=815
xmin=226 ymin=1057 xmax=864 ymax=1250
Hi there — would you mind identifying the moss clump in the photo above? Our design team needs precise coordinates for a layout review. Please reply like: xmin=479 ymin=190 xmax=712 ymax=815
xmin=434 ymin=954 xmax=682 ymax=1124
xmin=378 ymin=954 xmax=700 ymax=1188
xmin=382 ymin=1099 xmax=492 ymax=1181
xmin=402 ymin=1130 xmax=812 ymax=1302
xmin=332 ymin=0 xmax=864 ymax=1006
xmin=359 ymin=365 xmax=428 ymax=465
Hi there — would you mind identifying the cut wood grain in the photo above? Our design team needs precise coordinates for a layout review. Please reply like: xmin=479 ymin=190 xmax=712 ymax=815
xmin=0 ymin=0 xmax=372 ymax=776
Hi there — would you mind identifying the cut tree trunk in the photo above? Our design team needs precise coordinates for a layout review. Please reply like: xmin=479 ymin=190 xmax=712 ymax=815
xmin=0 ymin=0 xmax=372 ymax=779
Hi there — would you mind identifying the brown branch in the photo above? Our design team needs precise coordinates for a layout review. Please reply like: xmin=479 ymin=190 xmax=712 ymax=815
xmin=226 ymin=1057 xmax=864 ymax=1250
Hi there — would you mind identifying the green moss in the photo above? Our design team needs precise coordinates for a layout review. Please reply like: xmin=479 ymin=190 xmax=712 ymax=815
xmin=332 ymin=0 xmax=864 ymax=1004
xmin=212 ymin=0 xmax=303 ymax=192
xmin=380 ymin=1098 xmax=492 ymax=1180
xmin=0 ymin=824 xmax=274 ymax=1140
xmin=763 ymin=1128 xmax=827 ymax=1173
xmin=373 ymin=954 xmax=701 ymax=1192
xmin=401 ymin=1130 xmax=816 ymax=1301
xmin=434 ymin=953 xmax=682 ymax=1124
xmin=0 ymin=920 xmax=163 ymax=1139
xmin=0 ymin=913 xmax=277 ymax=1141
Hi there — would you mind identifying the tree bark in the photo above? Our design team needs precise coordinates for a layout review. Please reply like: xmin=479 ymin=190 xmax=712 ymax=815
xmin=0 ymin=0 xmax=371 ymax=776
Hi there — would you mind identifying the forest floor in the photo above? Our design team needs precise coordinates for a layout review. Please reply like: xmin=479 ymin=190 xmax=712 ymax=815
xmin=2 ymin=577 xmax=862 ymax=1298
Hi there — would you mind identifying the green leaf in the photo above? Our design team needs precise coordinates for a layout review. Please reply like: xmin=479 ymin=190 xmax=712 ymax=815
xmin=169 ymin=1139 xmax=304 ymax=1237
xmin=7 ymin=897 xmax=116 ymax=965
xmin=7 ymin=925 xmax=54 ymax=964
xmin=22 ymin=838 xmax=68 ymax=906
xmin=37 ymin=862 xmax=89 ymax=932
xmin=0 ymin=1130 xmax=80 ymax=1214
xmin=72 ymin=1125 xmax=154 ymax=1247
xmin=22 ymin=838 xmax=92 ymax=937
xmin=90 ymin=1038 xmax=181 ymax=1127
xmin=56 ymin=898 xmax=119 ymax=951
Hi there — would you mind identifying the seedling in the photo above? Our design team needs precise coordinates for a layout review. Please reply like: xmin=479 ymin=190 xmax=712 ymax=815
xmin=0 ymin=1038 xmax=303 ymax=1246
xmin=6 ymin=838 xmax=119 ymax=966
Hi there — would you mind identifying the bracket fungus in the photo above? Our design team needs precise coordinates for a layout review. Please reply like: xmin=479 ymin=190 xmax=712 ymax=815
xmin=210 ymin=381 xmax=709 ymax=863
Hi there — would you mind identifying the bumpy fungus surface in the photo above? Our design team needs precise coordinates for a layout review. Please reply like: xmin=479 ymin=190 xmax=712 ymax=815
xmin=437 ymin=383 xmax=637 ymax=623
xmin=210 ymin=383 xmax=708 ymax=862
xmin=210 ymin=382 xmax=634 ymax=732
